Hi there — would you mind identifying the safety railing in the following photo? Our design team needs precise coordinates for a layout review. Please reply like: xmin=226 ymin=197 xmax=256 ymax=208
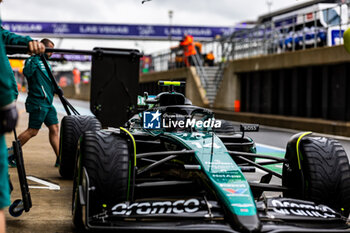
xmin=148 ymin=46 xmax=211 ymax=89
xmin=191 ymin=50 xmax=209 ymax=88
xmin=225 ymin=3 xmax=349 ymax=59
xmin=150 ymin=3 xmax=349 ymax=65
xmin=148 ymin=3 xmax=350 ymax=91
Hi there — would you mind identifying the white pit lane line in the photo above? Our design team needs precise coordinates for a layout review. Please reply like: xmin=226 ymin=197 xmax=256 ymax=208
xmin=252 ymin=143 xmax=285 ymax=175
xmin=27 ymin=176 xmax=60 ymax=191
xmin=255 ymin=143 xmax=285 ymax=152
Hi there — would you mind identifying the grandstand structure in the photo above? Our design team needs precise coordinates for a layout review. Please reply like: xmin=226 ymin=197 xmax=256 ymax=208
xmin=146 ymin=0 xmax=350 ymax=106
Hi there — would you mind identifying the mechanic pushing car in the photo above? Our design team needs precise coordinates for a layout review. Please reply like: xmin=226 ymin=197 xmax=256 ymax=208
xmin=8 ymin=39 xmax=61 ymax=167
xmin=0 ymin=0 xmax=46 ymax=231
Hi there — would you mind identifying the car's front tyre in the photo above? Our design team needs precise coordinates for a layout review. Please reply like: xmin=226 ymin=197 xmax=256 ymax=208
xmin=72 ymin=130 xmax=130 ymax=230
xmin=283 ymin=134 xmax=350 ymax=216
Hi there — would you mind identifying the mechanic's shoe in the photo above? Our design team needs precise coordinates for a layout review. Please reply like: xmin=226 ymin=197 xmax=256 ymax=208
xmin=54 ymin=157 xmax=60 ymax=167
xmin=7 ymin=147 xmax=16 ymax=168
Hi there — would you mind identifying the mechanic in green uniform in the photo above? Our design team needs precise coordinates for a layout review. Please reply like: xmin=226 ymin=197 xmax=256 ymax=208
xmin=0 ymin=0 xmax=46 ymax=231
xmin=14 ymin=39 xmax=61 ymax=167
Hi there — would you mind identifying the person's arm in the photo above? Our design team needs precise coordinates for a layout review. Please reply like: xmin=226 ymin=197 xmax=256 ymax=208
xmin=1 ymin=27 xmax=45 ymax=54
xmin=1 ymin=27 xmax=45 ymax=101
xmin=23 ymin=56 xmax=36 ymax=78
xmin=1 ymin=26 xmax=32 ymax=46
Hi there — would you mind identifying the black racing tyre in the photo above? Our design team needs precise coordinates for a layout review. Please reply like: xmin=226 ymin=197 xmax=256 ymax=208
xmin=283 ymin=136 xmax=350 ymax=216
xmin=213 ymin=119 xmax=235 ymax=135
xmin=72 ymin=187 xmax=83 ymax=232
xmin=59 ymin=115 xmax=101 ymax=179
xmin=80 ymin=130 xmax=130 ymax=216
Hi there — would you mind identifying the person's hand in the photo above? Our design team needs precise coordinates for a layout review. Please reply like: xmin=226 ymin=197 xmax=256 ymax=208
xmin=28 ymin=40 xmax=45 ymax=55
xmin=0 ymin=103 xmax=18 ymax=134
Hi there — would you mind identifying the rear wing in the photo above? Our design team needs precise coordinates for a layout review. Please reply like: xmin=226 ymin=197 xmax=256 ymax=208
xmin=90 ymin=47 xmax=141 ymax=127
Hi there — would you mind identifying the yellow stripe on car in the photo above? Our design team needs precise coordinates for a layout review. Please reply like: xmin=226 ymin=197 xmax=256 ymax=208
xmin=120 ymin=127 xmax=137 ymax=167
xmin=296 ymin=132 xmax=312 ymax=170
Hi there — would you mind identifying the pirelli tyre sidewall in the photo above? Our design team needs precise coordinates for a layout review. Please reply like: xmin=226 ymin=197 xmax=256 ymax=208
xmin=73 ymin=130 xmax=130 ymax=225
xmin=59 ymin=115 xmax=101 ymax=179
xmin=283 ymin=136 xmax=350 ymax=216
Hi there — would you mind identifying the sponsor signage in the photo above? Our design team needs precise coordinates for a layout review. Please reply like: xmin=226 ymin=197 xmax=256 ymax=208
xmin=143 ymin=111 xmax=162 ymax=129
xmin=269 ymin=199 xmax=338 ymax=219
xmin=2 ymin=21 xmax=238 ymax=41
xmin=111 ymin=198 xmax=201 ymax=216
xmin=143 ymin=110 xmax=221 ymax=130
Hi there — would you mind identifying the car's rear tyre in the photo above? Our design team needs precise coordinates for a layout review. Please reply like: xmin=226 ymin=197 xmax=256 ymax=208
xmin=74 ymin=130 xmax=130 ymax=220
xmin=59 ymin=115 xmax=101 ymax=179
xmin=72 ymin=190 xmax=84 ymax=232
xmin=283 ymin=136 xmax=350 ymax=216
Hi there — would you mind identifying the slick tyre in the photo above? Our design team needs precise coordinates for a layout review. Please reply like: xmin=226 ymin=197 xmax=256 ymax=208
xmin=80 ymin=130 xmax=130 ymax=216
xmin=59 ymin=115 xmax=101 ymax=179
xmin=283 ymin=136 xmax=350 ymax=216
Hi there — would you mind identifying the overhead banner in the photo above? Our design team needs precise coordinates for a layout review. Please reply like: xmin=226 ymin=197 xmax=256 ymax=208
xmin=1 ymin=21 xmax=240 ymax=41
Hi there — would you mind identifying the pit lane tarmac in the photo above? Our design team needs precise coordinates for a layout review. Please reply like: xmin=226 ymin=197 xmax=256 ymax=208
xmin=5 ymin=100 xmax=74 ymax=233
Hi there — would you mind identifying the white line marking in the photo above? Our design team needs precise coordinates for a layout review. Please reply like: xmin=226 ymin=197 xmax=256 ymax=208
xmin=256 ymin=143 xmax=285 ymax=152
xmin=26 ymin=176 xmax=60 ymax=191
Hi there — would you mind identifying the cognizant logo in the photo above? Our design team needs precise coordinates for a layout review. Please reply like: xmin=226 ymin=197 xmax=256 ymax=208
xmin=143 ymin=110 xmax=222 ymax=129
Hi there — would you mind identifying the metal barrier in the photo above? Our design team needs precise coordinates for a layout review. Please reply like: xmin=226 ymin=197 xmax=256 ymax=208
xmin=191 ymin=52 xmax=209 ymax=88
xmin=224 ymin=3 xmax=349 ymax=59
xmin=150 ymin=3 xmax=349 ymax=67
xmin=149 ymin=45 xmax=211 ymax=89
xmin=147 ymin=3 xmax=350 ymax=98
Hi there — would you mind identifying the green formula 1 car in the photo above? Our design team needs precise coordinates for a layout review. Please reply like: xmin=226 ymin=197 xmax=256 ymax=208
xmin=59 ymin=82 xmax=350 ymax=233
xmin=56 ymin=50 xmax=350 ymax=232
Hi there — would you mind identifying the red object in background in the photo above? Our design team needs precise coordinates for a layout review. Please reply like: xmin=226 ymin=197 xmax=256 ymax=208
xmin=17 ymin=83 xmax=22 ymax=92
xmin=59 ymin=76 xmax=68 ymax=87
xmin=306 ymin=12 xmax=313 ymax=20
xmin=72 ymin=68 xmax=81 ymax=84
xmin=140 ymin=55 xmax=153 ymax=74
xmin=234 ymin=100 xmax=241 ymax=112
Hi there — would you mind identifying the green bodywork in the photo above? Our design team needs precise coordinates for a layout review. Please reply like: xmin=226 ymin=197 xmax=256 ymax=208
xmin=132 ymin=92 xmax=260 ymax=230
xmin=165 ymin=132 xmax=257 ymax=217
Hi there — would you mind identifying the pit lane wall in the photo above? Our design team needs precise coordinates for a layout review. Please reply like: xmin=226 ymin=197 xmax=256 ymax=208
xmin=214 ymin=45 xmax=350 ymax=136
